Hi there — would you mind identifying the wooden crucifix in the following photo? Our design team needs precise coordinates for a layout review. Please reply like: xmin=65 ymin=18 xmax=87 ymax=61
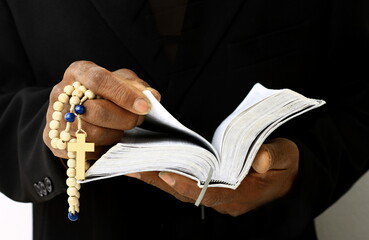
xmin=68 ymin=133 xmax=95 ymax=180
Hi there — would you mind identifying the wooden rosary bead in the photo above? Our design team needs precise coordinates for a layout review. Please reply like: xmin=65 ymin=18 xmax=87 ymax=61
xmin=58 ymin=93 xmax=70 ymax=103
xmin=48 ymin=129 xmax=59 ymax=139
xmin=64 ymin=85 xmax=74 ymax=95
xmin=84 ymin=90 xmax=95 ymax=99
xmin=60 ymin=130 xmax=71 ymax=142
xmin=78 ymin=85 xmax=87 ymax=93
xmin=68 ymin=206 xmax=75 ymax=213
xmin=67 ymin=151 xmax=76 ymax=159
xmin=49 ymin=120 xmax=60 ymax=130
xmin=69 ymin=96 xmax=80 ymax=105
xmin=72 ymin=89 xmax=83 ymax=98
xmin=74 ymin=205 xmax=80 ymax=213
xmin=67 ymin=186 xmax=78 ymax=196
xmin=57 ymin=139 xmax=67 ymax=150
xmin=68 ymin=196 xmax=79 ymax=205
xmin=67 ymin=159 xmax=76 ymax=168
xmin=50 ymin=138 xmax=59 ymax=149
xmin=52 ymin=111 xmax=63 ymax=121
xmin=66 ymin=177 xmax=76 ymax=187
xmin=53 ymin=101 xmax=64 ymax=111
xmin=66 ymin=168 xmax=76 ymax=177
xmin=72 ymin=81 xmax=81 ymax=89
xmin=74 ymin=191 xmax=80 ymax=199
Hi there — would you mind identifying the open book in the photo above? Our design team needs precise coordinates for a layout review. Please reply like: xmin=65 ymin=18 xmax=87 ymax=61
xmin=83 ymin=83 xmax=325 ymax=196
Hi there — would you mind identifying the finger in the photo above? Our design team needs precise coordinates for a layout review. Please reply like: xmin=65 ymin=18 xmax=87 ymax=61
xmin=81 ymin=99 xmax=141 ymax=130
xmin=67 ymin=121 xmax=124 ymax=146
xmin=158 ymin=172 xmax=201 ymax=202
xmin=158 ymin=172 xmax=239 ymax=207
xmin=254 ymin=138 xmax=299 ymax=172
xmin=113 ymin=69 xmax=161 ymax=101
xmin=128 ymin=171 xmax=195 ymax=203
xmin=64 ymin=61 xmax=151 ymax=114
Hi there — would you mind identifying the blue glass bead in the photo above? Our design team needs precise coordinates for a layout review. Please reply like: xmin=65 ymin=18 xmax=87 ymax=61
xmin=64 ymin=112 xmax=75 ymax=122
xmin=68 ymin=212 xmax=79 ymax=221
xmin=74 ymin=105 xmax=85 ymax=115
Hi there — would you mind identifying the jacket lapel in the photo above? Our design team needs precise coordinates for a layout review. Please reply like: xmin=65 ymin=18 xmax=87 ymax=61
xmin=89 ymin=0 xmax=170 ymax=90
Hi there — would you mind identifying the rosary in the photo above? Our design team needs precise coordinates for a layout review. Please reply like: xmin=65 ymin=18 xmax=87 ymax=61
xmin=48 ymin=81 xmax=97 ymax=221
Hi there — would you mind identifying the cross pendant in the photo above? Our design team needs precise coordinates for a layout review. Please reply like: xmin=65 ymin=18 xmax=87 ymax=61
xmin=68 ymin=133 xmax=95 ymax=180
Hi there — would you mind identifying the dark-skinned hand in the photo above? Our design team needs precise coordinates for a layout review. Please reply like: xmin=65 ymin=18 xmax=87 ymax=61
xmin=43 ymin=60 xmax=160 ymax=160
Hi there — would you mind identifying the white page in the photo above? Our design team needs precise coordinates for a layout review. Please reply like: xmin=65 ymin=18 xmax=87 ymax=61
xmin=143 ymin=90 xmax=220 ymax=160
xmin=211 ymin=83 xmax=281 ymax=153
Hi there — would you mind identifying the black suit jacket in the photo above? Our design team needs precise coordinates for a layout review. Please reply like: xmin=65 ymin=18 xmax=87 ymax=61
xmin=1 ymin=0 xmax=369 ymax=239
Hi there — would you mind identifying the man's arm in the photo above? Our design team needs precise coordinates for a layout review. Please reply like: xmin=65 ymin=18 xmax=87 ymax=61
xmin=0 ymin=0 xmax=66 ymax=202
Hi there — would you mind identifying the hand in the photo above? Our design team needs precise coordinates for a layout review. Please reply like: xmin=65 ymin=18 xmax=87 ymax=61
xmin=43 ymin=60 xmax=160 ymax=160
xmin=127 ymin=138 xmax=299 ymax=216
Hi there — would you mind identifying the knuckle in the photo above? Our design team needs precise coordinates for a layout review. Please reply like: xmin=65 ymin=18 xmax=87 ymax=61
xmin=214 ymin=204 xmax=244 ymax=217
xmin=115 ymin=68 xmax=138 ymax=80
xmin=201 ymin=196 xmax=218 ymax=207
xmin=227 ymin=210 xmax=241 ymax=217
xmin=173 ymin=192 xmax=193 ymax=203
xmin=213 ymin=207 xmax=228 ymax=215
xmin=64 ymin=60 xmax=97 ymax=82
xmin=145 ymin=178 xmax=158 ymax=186
xmin=69 ymin=60 xmax=95 ymax=72
xmin=225 ymin=205 xmax=243 ymax=217
xmin=86 ymin=125 xmax=103 ymax=140
xmin=85 ymin=66 xmax=109 ymax=89
xmin=175 ymin=185 xmax=193 ymax=197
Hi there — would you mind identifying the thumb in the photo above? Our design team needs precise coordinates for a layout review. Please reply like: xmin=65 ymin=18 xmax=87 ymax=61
xmin=252 ymin=138 xmax=299 ymax=173
xmin=252 ymin=145 xmax=272 ymax=173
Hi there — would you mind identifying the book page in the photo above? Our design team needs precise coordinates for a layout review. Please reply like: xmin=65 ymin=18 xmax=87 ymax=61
xmin=143 ymin=90 xmax=220 ymax=160
xmin=211 ymin=83 xmax=281 ymax=153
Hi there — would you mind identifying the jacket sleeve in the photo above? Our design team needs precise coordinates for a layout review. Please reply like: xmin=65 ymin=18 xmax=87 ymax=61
xmin=0 ymin=0 xmax=66 ymax=203
xmin=272 ymin=0 xmax=369 ymax=220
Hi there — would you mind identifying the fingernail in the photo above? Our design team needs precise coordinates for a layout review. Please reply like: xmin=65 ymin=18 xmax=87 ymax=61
xmin=159 ymin=172 xmax=175 ymax=186
xmin=133 ymin=98 xmax=150 ymax=114
xmin=126 ymin=173 xmax=141 ymax=179
xmin=252 ymin=149 xmax=271 ymax=173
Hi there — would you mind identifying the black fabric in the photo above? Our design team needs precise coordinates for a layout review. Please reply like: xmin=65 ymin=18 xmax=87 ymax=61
xmin=1 ymin=0 xmax=369 ymax=239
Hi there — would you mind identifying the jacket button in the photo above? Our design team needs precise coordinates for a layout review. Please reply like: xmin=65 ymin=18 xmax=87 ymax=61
xmin=38 ymin=181 xmax=47 ymax=196
xmin=34 ymin=183 xmax=44 ymax=197
xmin=44 ymin=177 xmax=53 ymax=193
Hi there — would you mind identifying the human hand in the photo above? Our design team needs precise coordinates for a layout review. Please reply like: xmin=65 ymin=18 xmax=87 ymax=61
xmin=127 ymin=138 xmax=299 ymax=216
xmin=43 ymin=60 xmax=160 ymax=160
